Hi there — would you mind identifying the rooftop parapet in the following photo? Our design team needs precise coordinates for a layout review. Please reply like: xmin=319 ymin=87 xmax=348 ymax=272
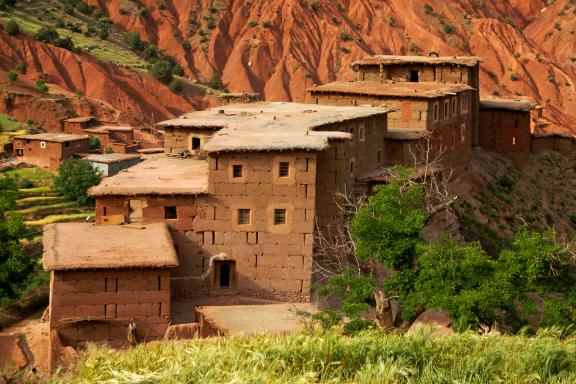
xmin=351 ymin=55 xmax=483 ymax=70
xmin=308 ymin=81 xmax=473 ymax=99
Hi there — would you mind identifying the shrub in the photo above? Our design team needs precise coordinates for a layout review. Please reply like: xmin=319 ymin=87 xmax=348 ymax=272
xmin=53 ymin=36 xmax=75 ymax=51
xmin=6 ymin=70 xmax=18 ymax=82
xmin=424 ymin=4 xmax=433 ymax=14
xmin=149 ymin=60 xmax=173 ymax=84
xmin=158 ymin=2 xmax=167 ymax=10
xmin=547 ymin=72 xmax=555 ymax=82
xmin=510 ymin=72 xmax=518 ymax=81
xmin=35 ymin=79 xmax=49 ymax=93
xmin=443 ymin=23 xmax=455 ymax=34
xmin=554 ymin=22 xmax=561 ymax=31
xmin=89 ymin=136 xmax=100 ymax=150
xmin=248 ymin=21 xmax=258 ymax=27
xmin=4 ymin=19 xmax=20 ymax=36
xmin=514 ymin=51 xmax=521 ymax=58
xmin=262 ymin=20 xmax=271 ymax=28
xmin=123 ymin=31 xmax=147 ymax=52
xmin=15 ymin=60 xmax=26 ymax=74
xmin=570 ymin=56 xmax=576 ymax=63
xmin=143 ymin=45 xmax=159 ymax=60
xmin=207 ymin=73 xmax=225 ymax=90
xmin=97 ymin=27 xmax=109 ymax=40
xmin=55 ymin=18 xmax=66 ymax=28
xmin=53 ymin=159 xmax=101 ymax=205
xmin=169 ymin=80 xmax=183 ymax=93
xmin=339 ymin=31 xmax=351 ymax=41
xmin=35 ymin=26 xmax=59 ymax=43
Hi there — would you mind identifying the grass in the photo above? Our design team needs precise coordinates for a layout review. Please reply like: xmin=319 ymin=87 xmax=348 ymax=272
xmin=0 ymin=129 xmax=27 ymax=147
xmin=0 ymin=114 xmax=24 ymax=131
xmin=18 ymin=186 xmax=57 ymax=197
xmin=24 ymin=211 xmax=95 ymax=226
xmin=14 ymin=200 xmax=79 ymax=216
xmin=54 ymin=329 xmax=576 ymax=383
xmin=16 ymin=195 xmax=67 ymax=207
xmin=3 ymin=167 xmax=55 ymax=181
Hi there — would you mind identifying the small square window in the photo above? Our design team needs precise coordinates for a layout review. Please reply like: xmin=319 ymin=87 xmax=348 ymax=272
xmin=40 ymin=141 xmax=46 ymax=149
xmin=279 ymin=162 xmax=290 ymax=177
xmin=164 ymin=206 xmax=177 ymax=219
xmin=238 ymin=209 xmax=251 ymax=225
xmin=232 ymin=164 xmax=243 ymax=178
xmin=358 ymin=126 xmax=365 ymax=141
xmin=65 ymin=142 xmax=70 ymax=147
xmin=274 ymin=209 xmax=286 ymax=225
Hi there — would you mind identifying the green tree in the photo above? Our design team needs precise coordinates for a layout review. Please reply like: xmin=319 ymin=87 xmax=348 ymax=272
xmin=123 ymin=31 xmax=147 ymax=52
xmin=207 ymin=73 xmax=225 ymax=90
xmin=4 ymin=19 xmax=20 ymax=36
xmin=6 ymin=70 xmax=18 ymax=82
xmin=0 ymin=177 xmax=35 ymax=302
xmin=150 ymin=60 xmax=174 ymax=84
xmin=35 ymin=79 xmax=49 ymax=93
xmin=15 ymin=60 xmax=27 ymax=74
xmin=53 ymin=159 xmax=101 ymax=205
xmin=34 ymin=26 xmax=59 ymax=43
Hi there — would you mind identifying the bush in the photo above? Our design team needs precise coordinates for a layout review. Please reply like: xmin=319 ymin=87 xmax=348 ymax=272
xmin=4 ymin=19 xmax=20 ymax=36
xmin=207 ymin=73 xmax=225 ymax=90
xmin=15 ymin=60 xmax=26 ymax=74
xmin=53 ymin=159 xmax=101 ymax=205
xmin=248 ymin=21 xmax=258 ymax=27
xmin=89 ymin=136 xmax=100 ymax=150
xmin=262 ymin=20 xmax=271 ymax=28
xmin=35 ymin=26 xmax=59 ymax=43
xmin=53 ymin=36 xmax=75 ymax=51
xmin=35 ymin=79 xmax=49 ymax=93
xmin=169 ymin=80 xmax=183 ymax=93
xmin=149 ymin=60 xmax=173 ymax=84
xmin=143 ymin=45 xmax=159 ymax=60
xmin=339 ymin=31 xmax=351 ymax=41
xmin=6 ymin=70 xmax=18 ymax=82
xmin=123 ymin=31 xmax=147 ymax=52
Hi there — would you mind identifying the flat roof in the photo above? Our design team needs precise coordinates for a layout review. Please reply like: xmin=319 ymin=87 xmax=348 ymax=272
xmin=88 ymin=156 xmax=208 ymax=197
xmin=14 ymin=133 xmax=89 ymax=142
xmin=63 ymin=116 xmax=93 ymax=123
xmin=383 ymin=128 xmax=429 ymax=140
xmin=308 ymin=81 xmax=473 ymax=99
xmin=352 ymin=55 xmax=483 ymax=68
xmin=85 ymin=153 xmax=141 ymax=164
xmin=84 ymin=125 xmax=134 ymax=134
xmin=43 ymin=222 xmax=178 ymax=271
xmin=159 ymin=102 xmax=392 ymax=153
xmin=480 ymin=98 xmax=536 ymax=112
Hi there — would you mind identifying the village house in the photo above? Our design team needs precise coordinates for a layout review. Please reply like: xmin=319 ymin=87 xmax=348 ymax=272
xmin=61 ymin=117 xmax=141 ymax=153
xmin=479 ymin=98 xmax=536 ymax=157
xmin=43 ymin=223 xmax=178 ymax=352
xmin=61 ymin=116 xmax=96 ymax=134
xmin=12 ymin=133 xmax=90 ymax=169
xmin=308 ymin=81 xmax=474 ymax=171
xmin=88 ymin=102 xmax=392 ymax=303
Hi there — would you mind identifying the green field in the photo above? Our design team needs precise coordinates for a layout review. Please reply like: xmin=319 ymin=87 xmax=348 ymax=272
xmin=0 ymin=5 xmax=148 ymax=70
xmin=54 ymin=329 xmax=576 ymax=383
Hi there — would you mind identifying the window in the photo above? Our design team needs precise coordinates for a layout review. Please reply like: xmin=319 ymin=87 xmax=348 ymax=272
xmin=512 ymin=136 xmax=516 ymax=145
xmin=349 ymin=160 xmax=355 ymax=174
xmin=237 ymin=209 xmax=251 ymax=225
xmin=514 ymin=120 xmax=518 ymax=129
xmin=65 ymin=142 xmax=70 ymax=147
xmin=460 ymin=92 xmax=469 ymax=114
xmin=40 ymin=141 xmax=46 ymax=149
xmin=164 ymin=206 xmax=177 ymax=219
xmin=274 ymin=209 xmax=287 ymax=225
xmin=410 ymin=70 xmax=419 ymax=82
xmin=460 ymin=123 xmax=466 ymax=143
xmin=444 ymin=100 xmax=449 ymax=119
xmin=358 ymin=126 xmax=365 ymax=141
xmin=278 ymin=162 xmax=290 ymax=177
xmin=433 ymin=102 xmax=439 ymax=122
xmin=377 ymin=150 xmax=382 ymax=163
xmin=232 ymin=164 xmax=243 ymax=178
xmin=192 ymin=137 xmax=201 ymax=150
xmin=451 ymin=98 xmax=457 ymax=117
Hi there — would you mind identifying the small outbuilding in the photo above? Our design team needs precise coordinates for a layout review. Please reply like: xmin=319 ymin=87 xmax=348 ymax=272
xmin=43 ymin=222 xmax=178 ymax=350
xmin=12 ymin=133 xmax=90 ymax=169
xmin=85 ymin=153 xmax=141 ymax=176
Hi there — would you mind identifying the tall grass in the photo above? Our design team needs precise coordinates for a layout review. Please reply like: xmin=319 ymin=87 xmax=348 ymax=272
xmin=54 ymin=329 xmax=576 ymax=383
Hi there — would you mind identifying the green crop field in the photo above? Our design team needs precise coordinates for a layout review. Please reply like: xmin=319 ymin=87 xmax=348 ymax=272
xmin=54 ymin=329 xmax=576 ymax=383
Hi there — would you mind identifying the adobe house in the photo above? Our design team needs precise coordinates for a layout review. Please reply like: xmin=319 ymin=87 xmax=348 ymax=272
xmin=531 ymin=132 xmax=576 ymax=156
xmin=89 ymin=102 xmax=392 ymax=302
xmin=217 ymin=92 xmax=261 ymax=105
xmin=84 ymin=153 xmax=141 ymax=176
xmin=307 ymin=81 xmax=474 ymax=171
xmin=83 ymin=126 xmax=139 ymax=154
xmin=350 ymin=55 xmax=482 ymax=146
xmin=43 ymin=222 xmax=178 ymax=350
xmin=62 ymin=116 xmax=95 ymax=134
xmin=12 ymin=133 xmax=90 ymax=169
xmin=479 ymin=98 xmax=536 ymax=157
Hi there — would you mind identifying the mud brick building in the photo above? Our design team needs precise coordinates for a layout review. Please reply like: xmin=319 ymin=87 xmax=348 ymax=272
xmin=84 ymin=153 xmax=141 ymax=176
xmin=61 ymin=116 xmax=96 ymax=134
xmin=308 ymin=81 xmax=474 ymax=171
xmin=43 ymin=222 xmax=178 ymax=349
xmin=479 ymin=98 xmax=536 ymax=157
xmin=83 ymin=126 xmax=139 ymax=153
xmin=89 ymin=103 xmax=392 ymax=302
xmin=12 ymin=133 xmax=89 ymax=169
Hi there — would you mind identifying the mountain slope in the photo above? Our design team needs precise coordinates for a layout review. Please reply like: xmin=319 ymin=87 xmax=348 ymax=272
xmin=87 ymin=0 xmax=576 ymax=133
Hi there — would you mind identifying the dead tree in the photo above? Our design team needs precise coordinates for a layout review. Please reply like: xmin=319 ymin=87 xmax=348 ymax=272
xmin=313 ymin=135 xmax=458 ymax=331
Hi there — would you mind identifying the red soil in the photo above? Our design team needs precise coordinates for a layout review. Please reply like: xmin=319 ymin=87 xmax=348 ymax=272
xmin=85 ymin=0 xmax=575 ymax=134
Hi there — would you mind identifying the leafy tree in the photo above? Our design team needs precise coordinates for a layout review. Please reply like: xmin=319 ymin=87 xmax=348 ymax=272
xmin=15 ymin=60 xmax=27 ymax=74
xmin=89 ymin=136 xmax=100 ymax=150
xmin=6 ymin=70 xmax=18 ymax=82
xmin=321 ymin=166 xmax=576 ymax=333
xmin=4 ymin=19 xmax=20 ymax=36
xmin=143 ymin=44 xmax=159 ymax=60
xmin=35 ymin=26 xmax=59 ymax=43
xmin=53 ymin=36 xmax=75 ymax=51
xmin=123 ymin=31 xmax=147 ymax=52
xmin=53 ymin=159 xmax=101 ymax=205
xmin=207 ymin=73 xmax=225 ymax=90
xmin=0 ymin=176 xmax=35 ymax=303
xmin=150 ymin=60 xmax=173 ymax=84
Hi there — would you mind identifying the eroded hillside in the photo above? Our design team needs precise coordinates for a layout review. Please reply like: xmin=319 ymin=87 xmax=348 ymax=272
xmin=86 ymin=0 xmax=576 ymax=133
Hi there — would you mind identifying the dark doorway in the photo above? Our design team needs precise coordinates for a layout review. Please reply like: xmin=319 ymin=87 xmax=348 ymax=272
xmin=410 ymin=70 xmax=419 ymax=82
xmin=214 ymin=260 xmax=236 ymax=290
xmin=192 ymin=137 xmax=201 ymax=150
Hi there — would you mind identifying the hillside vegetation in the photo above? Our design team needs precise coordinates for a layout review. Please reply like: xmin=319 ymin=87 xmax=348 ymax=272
xmin=54 ymin=330 xmax=576 ymax=383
